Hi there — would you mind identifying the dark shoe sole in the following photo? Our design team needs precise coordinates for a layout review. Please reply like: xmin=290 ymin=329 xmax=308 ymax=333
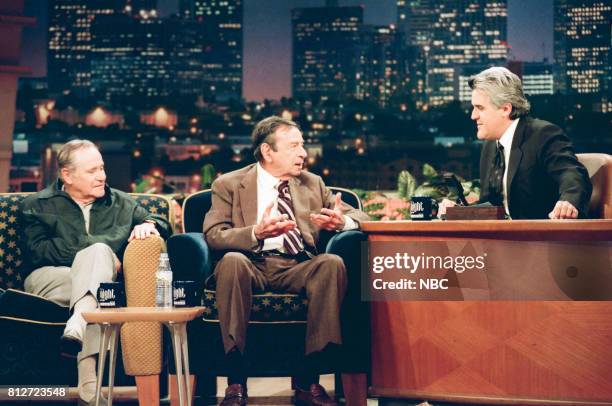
xmin=60 ymin=335 xmax=82 ymax=358
xmin=295 ymin=400 xmax=338 ymax=406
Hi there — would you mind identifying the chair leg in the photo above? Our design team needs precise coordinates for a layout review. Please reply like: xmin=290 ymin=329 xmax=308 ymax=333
xmin=135 ymin=375 xmax=159 ymax=406
xmin=170 ymin=374 xmax=196 ymax=406
xmin=341 ymin=373 xmax=367 ymax=406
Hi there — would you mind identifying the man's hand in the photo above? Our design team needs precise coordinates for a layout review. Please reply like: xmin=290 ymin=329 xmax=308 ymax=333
xmin=548 ymin=200 xmax=579 ymax=219
xmin=254 ymin=201 xmax=297 ymax=240
xmin=310 ymin=192 xmax=346 ymax=231
xmin=128 ymin=221 xmax=160 ymax=241
xmin=438 ymin=198 xmax=457 ymax=218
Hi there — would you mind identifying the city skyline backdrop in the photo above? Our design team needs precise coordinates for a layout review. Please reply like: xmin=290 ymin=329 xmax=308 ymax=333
xmin=21 ymin=0 xmax=554 ymax=101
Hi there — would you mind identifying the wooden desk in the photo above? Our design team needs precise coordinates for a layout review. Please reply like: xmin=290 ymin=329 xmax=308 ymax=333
xmin=362 ymin=220 xmax=612 ymax=405
xmin=83 ymin=307 xmax=204 ymax=406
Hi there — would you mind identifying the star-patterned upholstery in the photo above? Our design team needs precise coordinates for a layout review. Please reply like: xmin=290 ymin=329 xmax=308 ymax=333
xmin=0 ymin=193 xmax=171 ymax=291
xmin=0 ymin=193 xmax=26 ymax=291
xmin=202 ymin=289 xmax=308 ymax=322
xmin=0 ymin=192 xmax=173 ymax=386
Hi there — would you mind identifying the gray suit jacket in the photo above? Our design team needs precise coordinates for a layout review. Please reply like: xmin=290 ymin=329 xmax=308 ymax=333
xmin=203 ymin=164 xmax=370 ymax=253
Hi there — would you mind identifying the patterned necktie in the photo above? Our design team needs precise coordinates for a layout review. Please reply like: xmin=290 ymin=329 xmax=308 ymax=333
xmin=276 ymin=180 xmax=304 ymax=255
xmin=488 ymin=143 xmax=505 ymax=206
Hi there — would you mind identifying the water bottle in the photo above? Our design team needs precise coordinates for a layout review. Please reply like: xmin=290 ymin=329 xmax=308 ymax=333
xmin=156 ymin=253 xmax=173 ymax=308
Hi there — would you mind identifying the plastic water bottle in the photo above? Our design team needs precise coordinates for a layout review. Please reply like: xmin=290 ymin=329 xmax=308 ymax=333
xmin=156 ymin=253 xmax=173 ymax=308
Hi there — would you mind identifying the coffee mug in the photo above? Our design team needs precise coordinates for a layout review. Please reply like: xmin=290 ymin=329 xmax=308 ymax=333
xmin=410 ymin=196 xmax=439 ymax=220
xmin=173 ymin=280 xmax=198 ymax=307
xmin=97 ymin=282 xmax=126 ymax=308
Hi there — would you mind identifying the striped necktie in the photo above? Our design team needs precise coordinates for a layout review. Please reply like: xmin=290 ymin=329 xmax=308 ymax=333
xmin=276 ymin=180 xmax=304 ymax=255
xmin=488 ymin=142 xmax=505 ymax=206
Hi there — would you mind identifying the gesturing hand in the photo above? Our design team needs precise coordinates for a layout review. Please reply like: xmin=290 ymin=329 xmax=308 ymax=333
xmin=254 ymin=201 xmax=297 ymax=240
xmin=310 ymin=192 xmax=346 ymax=231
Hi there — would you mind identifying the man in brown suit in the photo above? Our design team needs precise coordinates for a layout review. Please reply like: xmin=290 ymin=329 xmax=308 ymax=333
xmin=203 ymin=116 xmax=369 ymax=406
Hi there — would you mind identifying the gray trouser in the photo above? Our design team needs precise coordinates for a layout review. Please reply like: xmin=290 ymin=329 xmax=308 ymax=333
xmin=24 ymin=243 xmax=118 ymax=361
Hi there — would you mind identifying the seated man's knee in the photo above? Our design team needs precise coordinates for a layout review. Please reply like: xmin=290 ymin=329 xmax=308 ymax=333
xmin=317 ymin=253 xmax=345 ymax=269
xmin=312 ymin=253 xmax=346 ymax=279
xmin=76 ymin=242 xmax=113 ymax=258
xmin=215 ymin=252 xmax=252 ymax=281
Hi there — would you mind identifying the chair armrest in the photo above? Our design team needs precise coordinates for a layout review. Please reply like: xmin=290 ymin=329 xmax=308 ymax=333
xmin=325 ymin=230 xmax=367 ymax=299
xmin=167 ymin=232 xmax=212 ymax=293
xmin=325 ymin=230 xmax=367 ymax=259
xmin=122 ymin=235 xmax=165 ymax=375
xmin=0 ymin=289 xmax=68 ymax=323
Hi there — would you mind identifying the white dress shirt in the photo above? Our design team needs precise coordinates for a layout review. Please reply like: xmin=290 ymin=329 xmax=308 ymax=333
xmin=254 ymin=163 xmax=357 ymax=252
xmin=498 ymin=118 xmax=519 ymax=217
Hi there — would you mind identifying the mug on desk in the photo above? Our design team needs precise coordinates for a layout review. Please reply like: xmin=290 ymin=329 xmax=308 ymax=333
xmin=410 ymin=196 xmax=439 ymax=220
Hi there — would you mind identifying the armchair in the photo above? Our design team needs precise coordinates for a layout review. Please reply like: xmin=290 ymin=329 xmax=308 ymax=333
xmin=576 ymin=153 xmax=612 ymax=219
xmin=0 ymin=192 xmax=173 ymax=396
xmin=167 ymin=187 xmax=369 ymax=404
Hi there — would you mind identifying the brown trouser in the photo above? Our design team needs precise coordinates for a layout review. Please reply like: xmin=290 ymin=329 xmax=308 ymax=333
xmin=214 ymin=252 xmax=347 ymax=355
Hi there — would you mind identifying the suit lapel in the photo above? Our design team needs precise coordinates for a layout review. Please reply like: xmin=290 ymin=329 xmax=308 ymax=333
xmin=506 ymin=118 xmax=526 ymax=195
xmin=480 ymin=142 xmax=495 ymax=195
xmin=288 ymin=177 xmax=315 ymax=248
xmin=239 ymin=165 xmax=258 ymax=226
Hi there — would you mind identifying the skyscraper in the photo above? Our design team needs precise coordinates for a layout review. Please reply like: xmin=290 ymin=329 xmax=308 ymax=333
xmin=180 ymin=0 xmax=243 ymax=101
xmin=47 ymin=0 xmax=158 ymax=98
xmin=358 ymin=25 xmax=406 ymax=108
xmin=396 ymin=0 xmax=433 ymax=48
xmin=396 ymin=0 xmax=508 ymax=107
xmin=166 ymin=15 xmax=205 ymax=99
xmin=90 ymin=10 xmax=170 ymax=107
xmin=47 ymin=0 xmax=117 ymax=97
xmin=508 ymin=61 xmax=554 ymax=97
xmin=553 ymin=0 xmax=611 ymax=96
xmin=292 ymin=5 xmax=363 ymax=101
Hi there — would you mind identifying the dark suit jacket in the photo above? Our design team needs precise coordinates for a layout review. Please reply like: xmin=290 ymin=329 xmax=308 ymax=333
xmin=479 ymin=117 xmax=592 ymax=219
xmin=203 ymin=164 xmax=370 ymax=253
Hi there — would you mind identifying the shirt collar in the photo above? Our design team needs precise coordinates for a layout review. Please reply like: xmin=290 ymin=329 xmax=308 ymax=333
xmin=256 ymin=162 xmax=281 ymax=190
xmin=498 ymin=118 xmax=519 ymax=151
xmin=37 ymin=178 xmax=112 ymax=205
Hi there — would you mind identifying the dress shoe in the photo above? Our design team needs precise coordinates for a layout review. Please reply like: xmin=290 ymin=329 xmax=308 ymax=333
xmin=219 ymin=383 xmax=247 ymax=406
xmin=294 ymin=383 xmax=338 ymax=406
xmin=60 ymin=332 xmax=82 ymax=358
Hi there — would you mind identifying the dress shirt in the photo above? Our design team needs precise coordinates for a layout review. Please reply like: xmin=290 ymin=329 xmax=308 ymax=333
xmin=498 ymin=118 xmax=519 ymax=217
xmin=253 ymin=163 xmax=357 ymax=252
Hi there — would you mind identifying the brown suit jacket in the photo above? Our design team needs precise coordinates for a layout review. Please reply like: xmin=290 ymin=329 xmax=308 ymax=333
xmin=203 ymin=163 xmax=369 ymax=253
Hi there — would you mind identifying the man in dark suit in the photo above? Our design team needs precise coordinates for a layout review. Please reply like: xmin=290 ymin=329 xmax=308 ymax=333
xmin=203 ymin=116 xmax=369 ymax=406
xmin=440 ymin=67 xmax=591 ymax=219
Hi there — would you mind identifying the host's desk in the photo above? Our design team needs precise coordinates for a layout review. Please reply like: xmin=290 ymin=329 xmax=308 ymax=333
xmin=362 ymin=220 xmax=612 ymax=406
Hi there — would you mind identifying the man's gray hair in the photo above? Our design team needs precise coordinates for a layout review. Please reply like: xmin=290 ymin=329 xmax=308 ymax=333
xmin=468 ymin=67 xmax=530 ymax=119
xmin=57 ymin=139 xmax=98 ymax=177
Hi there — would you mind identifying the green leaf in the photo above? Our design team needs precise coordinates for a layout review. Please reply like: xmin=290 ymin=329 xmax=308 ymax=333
xmin=397 ymin=170 xmax=417 ymax=199
xmin=422 ymin=163 xmax=438 ymax=180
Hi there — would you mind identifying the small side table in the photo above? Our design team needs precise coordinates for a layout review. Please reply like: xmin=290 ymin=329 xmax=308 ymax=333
xmin=82 ymin=306 xmax=205 ymax=406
